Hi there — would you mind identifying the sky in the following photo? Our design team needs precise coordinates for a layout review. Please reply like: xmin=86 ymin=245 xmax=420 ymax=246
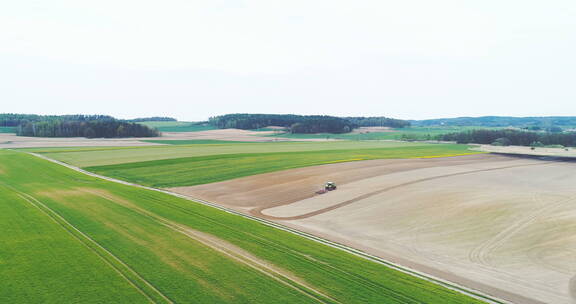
xmin=1 ymin=0 xmax=575 ymax=121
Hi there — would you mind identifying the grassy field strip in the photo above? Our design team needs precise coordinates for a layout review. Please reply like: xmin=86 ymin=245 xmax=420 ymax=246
xmin=168 ymin=224 xmax=337 ymax=304
xmin=30 ymin=152 xmax=505 ymax=304
xmin=0 ymin=126 xmax=16 ymax=133
xmin=28 ymin=141 xmax=425 ymax=167
xmin=5 ymin=185 xmax=173 ymax=304
xmin=270 ymin=126 xmax=493 ymax=141
xmin=136 ymin=121 xmax=215 ymax=132
xmin=81 ymin=187 xmax=335 ymax=304
xmin=5 ymin=151 xmax=322 ymax=303
xmin=141 ymin=140 xmax=255 ymax=145
xmin=84 ymin=145 xmax=479 ymax=188
xmin=411 ymin=152 xmax=483 ymax=159
xmin=0 ymin=184 xmax=150 ymax=303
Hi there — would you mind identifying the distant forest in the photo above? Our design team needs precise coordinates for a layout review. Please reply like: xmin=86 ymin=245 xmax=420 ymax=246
xmin=209 ymin=114 xmax=353 ymax=133
xmin=208 ymin=114 xmax=410 ymax=134
xmin=345 ymin=117 xmax=411 ymax=128
xmin=0 ymin=114 xmax=159 ymax=138
xmin=127 ymin=117 xmax=177 ymax=122
xmin=440 ymin=129 xmax=576 ymax=147
xmin=414 ymin=116 xmax=576 ymax=128
xmin=0 ymin=114 xmax=115 ymax=127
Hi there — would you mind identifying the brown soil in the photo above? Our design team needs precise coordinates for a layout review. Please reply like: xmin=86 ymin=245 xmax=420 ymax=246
xmin=350 ymin=126 xmax=395 ymax=134
xmin=0 ymin=128 xmax=331 ymax=148
xmin=170 ymin=154 xmax=576 ymax=304
xmin=476 ymin=145 xmax=576 ymax=158
xmin=169 ymin=154 xmax=508 ymax=210
xmin=161 ymin=129 xmax=331 ymax=142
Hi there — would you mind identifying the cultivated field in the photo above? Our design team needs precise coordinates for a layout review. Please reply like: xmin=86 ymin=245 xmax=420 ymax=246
xmin=135 ymin=121 xmax=216 ymax=132
xmin=477 ymin=144 xmax=576 ymax=158
xmin=170 ymin=154 xmax=500 ymax=211
xmin=141 ymin=128 xmax=306 ymax=142
xmin=19 ymin=137 xmax=571 ymax=303
xmin=25 ymin=140 xmax=459 ymax=167
xmin=273 ymin=126 xmax=493 ymax=141
xmin=0 ymin=126 xmax=16 ymax=133
xmin=0 ymin=149 xmax=487 ymax=303
xmin=31 ymin=143 xmax=477 ymax=187
xmin=176 ymin=153 xmax=576 ymax=304
xmin=0 ymin=128 xmax=303 ymax=149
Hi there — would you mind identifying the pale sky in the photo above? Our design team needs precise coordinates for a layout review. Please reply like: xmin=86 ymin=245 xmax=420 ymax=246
xmin=1 ymin=1 xmax=575 ymax=121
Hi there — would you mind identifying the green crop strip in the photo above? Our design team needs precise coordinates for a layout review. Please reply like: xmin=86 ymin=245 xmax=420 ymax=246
xmin=25 ymin=140 xmax=424 ymax=167
xmin=0 ymin=126 xmax=16 ymax=133
xmin=141 ymin=139 xmax=256 ymax=145
xmin=86 ymin=144 xmax=480 ymax=188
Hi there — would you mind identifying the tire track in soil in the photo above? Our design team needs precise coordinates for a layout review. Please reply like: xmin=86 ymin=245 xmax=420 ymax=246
xmin=255 ymin=162 xmax=553 ymax=221
xmin=468 ymin=193 xmax=575 ymax=267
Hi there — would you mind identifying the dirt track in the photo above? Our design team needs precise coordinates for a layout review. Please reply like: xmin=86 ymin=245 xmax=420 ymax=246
xmin=172 ymin=154 xmax=576 ymax=304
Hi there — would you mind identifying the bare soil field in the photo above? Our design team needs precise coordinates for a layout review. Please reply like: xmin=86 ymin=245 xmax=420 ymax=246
xmin=171 ymin=154 xmax=501 ymax=211
xmin=0 ymin=129 xmax=327 ymax=148
xmin=160 ymin=128 xmax=330 ymax=142
xmin=477 ymin=145 xmax=576 ymax=158
xmin=350 ymin=126 xmax=395 ymax=134
xmin=172 ymin=154 xmax=576 ymax=304
xmin=0 ymin=133 xmax=165 ymax=149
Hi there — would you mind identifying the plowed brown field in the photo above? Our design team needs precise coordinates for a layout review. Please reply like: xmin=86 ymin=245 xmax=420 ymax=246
xmin=0 ymin=129 xmax=326 ymax=149
xmin=171 ymin=154 xmax=576 ymax=304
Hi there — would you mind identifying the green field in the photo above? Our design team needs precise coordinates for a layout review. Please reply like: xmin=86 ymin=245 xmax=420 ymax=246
xmin=0 ymin=126 xmax=16 ymax=133
xmin=0 ymin=150 xmax=486 ymax=303
xmin=25 ymin=141 xmax=431 ymax=167
xmin=86 ymin=144 xmax=479 ymax=188
xmin=142 ymin=139 xmax=255 ymax=145
xmin=272 ymin=126 xmax=492 ymax=141
xmin=136 ymin=121 xmax=216 ymax=132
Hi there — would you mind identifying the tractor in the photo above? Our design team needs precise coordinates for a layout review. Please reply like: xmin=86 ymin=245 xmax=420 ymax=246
xmin=316 ymin=182 xmax=337 ymax=194
xmin=324 ymin=182 xmax=337 ymax=191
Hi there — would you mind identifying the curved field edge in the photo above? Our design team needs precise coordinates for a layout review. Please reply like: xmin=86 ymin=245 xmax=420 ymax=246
xmin=0 ymin=150 xmax=487 ymax=303
xmin=84 ymin=144 xmax=481 ymax=188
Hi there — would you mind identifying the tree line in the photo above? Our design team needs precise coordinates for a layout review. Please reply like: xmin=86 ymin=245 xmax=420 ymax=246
xmin=344 ymin=117 xmax=410 ymax=128
xmin=0 ymin=114 xmax=115 ymax=127
xmin=0 ymin=113 xmax=159 ymax=138
xmin=17 ymin=120 xmax=159 ymax=138
xmin=440 ymin=129 xmax=576 ymax=147
xmin=413 ymin=116 xmax=576 ymax=128
xmin=208 ymin=114 xmax=354 ymax=133
xmin=127 ymin=117 xmax=177 ymax=122
xmin=208 ymin=114 xmax=410 ymax=134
